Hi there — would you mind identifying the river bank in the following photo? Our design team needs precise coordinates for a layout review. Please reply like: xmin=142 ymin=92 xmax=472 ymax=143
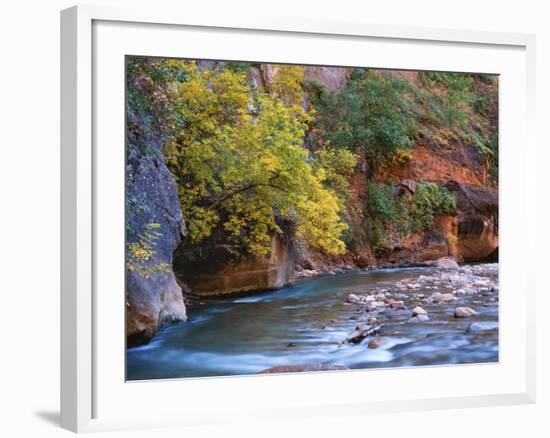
xmin=127 ymin=263 xmax=498 ymax=380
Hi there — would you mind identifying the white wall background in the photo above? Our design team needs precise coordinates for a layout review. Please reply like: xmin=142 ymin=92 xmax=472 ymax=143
xmin=0 ymin=1 xmax=547 ymax=437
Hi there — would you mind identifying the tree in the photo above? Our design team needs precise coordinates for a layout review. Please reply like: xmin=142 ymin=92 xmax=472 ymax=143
xmin=164 ymin=62 xmax=356 ymax=256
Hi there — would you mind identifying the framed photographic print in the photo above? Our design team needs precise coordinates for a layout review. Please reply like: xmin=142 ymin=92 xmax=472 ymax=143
xmin=61 ymin=5 xmax=536 ymax=432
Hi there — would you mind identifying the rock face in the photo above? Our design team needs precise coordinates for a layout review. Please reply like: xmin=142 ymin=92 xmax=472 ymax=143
xmin=173 ymin=235 xmax=295 ymax=297
xmin=376 ymin=215 xmax=457 ymax=266
xmin=373 ymin=109 xmax=498 ymax=267
xmin=126 ymin=93 xmax=187 ymax=347
xmin=446 ymin=182 xmax=498 ymax=261
xmin=370 ymin=180 xmax=498 ymax=266
xmin=303 ymin=66 xmax=351 ymax=92
xmin=379 ymin=145 xmax=488 ymax=186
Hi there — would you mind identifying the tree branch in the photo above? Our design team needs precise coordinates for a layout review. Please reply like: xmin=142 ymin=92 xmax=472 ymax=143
xmin=207 ymin=173 xmax=286 ymax=209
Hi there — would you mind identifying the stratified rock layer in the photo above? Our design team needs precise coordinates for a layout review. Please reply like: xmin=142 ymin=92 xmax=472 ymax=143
xmin=173 ymin=236 xmax=295 ymax=297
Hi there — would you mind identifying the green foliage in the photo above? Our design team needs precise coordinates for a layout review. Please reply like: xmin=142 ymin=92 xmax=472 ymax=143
xmin=418 ymin=71 xmax=498 ymax=172
xmin=364 ymin=181 xmax=457 ymax=253
xmin=474 ymin=95 xmax=490 ymax=114
xmin=409 ymin=182 xmax=457 ymax=231
xmin=419 ymin=72 xmax=474 ymax=130
xmin=312 ymin=147 xmax=358 ymax=204
xmin=364 ymin=182 xmax=406 ymax=253
xmin=311 ymin=70 xmax=417 ymax=168
xmin=488 ymin=134 xmax=499 ymax=181
xmin=126 ymin=57 xmax=189 ymax=157
xmin=126 ymin=192 xmax=151 ymax=238
xmin=225 ymin=62 xmax=254 ymax=74
xmin=163 ymin=62 xmax=354 ymax=256
xmin=126 ymin=223 xmax=171 ymax=278
xmin=420 ymin=72 xmax=474 ymax=96
xmin=366 ymin=182 xmax=404 ymax=225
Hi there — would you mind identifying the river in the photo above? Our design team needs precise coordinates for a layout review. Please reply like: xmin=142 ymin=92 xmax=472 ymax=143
xmin=127 ymin=265 xmax=498 ymax=380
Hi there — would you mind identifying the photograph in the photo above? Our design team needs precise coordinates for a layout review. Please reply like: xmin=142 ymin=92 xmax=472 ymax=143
xmin=1 ymin=0 xmax=544 ymax=435
xmin=125 ymin=57 xmax=499 ymax=380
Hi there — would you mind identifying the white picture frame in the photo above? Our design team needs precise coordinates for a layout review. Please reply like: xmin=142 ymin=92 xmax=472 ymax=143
xmin=60 ymin=4 xmax=537 ymax=433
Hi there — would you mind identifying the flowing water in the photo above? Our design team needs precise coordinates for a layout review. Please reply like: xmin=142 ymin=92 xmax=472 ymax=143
xmin=127 ymin=267 xmax=498 ymax=380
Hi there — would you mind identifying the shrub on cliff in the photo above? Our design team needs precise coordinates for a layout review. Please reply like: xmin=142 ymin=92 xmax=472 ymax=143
xmin=409 ymin=182 xmax=457 ymax=231
xmin=310 ymin=70 xmax=418 ymax=173
xmin=364 ymin=181 xmax=457 ymax=253
xmin=418 ymin=72 xmax=498 ymax=181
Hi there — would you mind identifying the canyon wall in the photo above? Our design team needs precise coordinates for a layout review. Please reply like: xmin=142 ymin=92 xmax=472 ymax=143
xmin=126 ymin=66 xmax=187 ymax=346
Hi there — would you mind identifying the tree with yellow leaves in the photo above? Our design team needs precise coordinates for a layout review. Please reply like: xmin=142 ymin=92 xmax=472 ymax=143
xmin=164 ymin=61 xmax=356 ymax=256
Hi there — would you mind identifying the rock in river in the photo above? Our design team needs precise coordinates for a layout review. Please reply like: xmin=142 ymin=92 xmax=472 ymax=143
xmin=388 ymin=299 xmax=406 ymax=309
xmin=347 ymin=324 xmax=381 ymax=344
xmin=368 ymin=338 xmax=382 ymax=349
xmin=412 ymin=306 xmax=428 ymax=316
xmin=454 ymin=307 xmax=478 ymax=318
xmin=408 ymin=314 xmax=430 ymax=323
xmin=431 ymin=292 xmax=456 ymax=303
xmin=433 ymin=257 xmax=459 ymax=270
xmin=466 ymin=322 xmax=498 ymax=333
